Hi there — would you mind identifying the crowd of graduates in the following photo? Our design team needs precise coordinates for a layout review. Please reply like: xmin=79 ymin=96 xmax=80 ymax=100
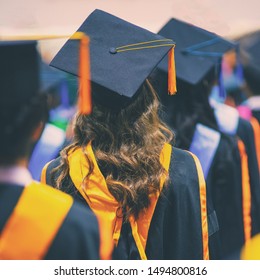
xmin=0 ymin=9 xmax=259 ymax=260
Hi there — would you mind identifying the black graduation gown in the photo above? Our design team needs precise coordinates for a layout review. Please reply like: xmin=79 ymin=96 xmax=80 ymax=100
xmin=184 ymin=122 xmax=246 ymax=258
xmin=237 ymin=117 xmax=260 ymax=235
xmin=0 ymin=182 xmax=100 ymax=260
xmin=43 ymin=146 xmax=219 ymax=260
xmin=252 ymin=110 xmax=260 ymax=124
xmin=206 ymin=133 xmax=245 ymax=257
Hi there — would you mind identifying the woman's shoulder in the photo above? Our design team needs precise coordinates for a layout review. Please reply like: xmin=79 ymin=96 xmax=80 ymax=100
xmin=171 ymin=146 xmax=199 ymax=172
xmin=41 ymin=156 xmax=62 ymax=186
xmin=46 ymin=156 xmax=62 ymax=171
xmin=168 ymin=146 xmax=202 ymax=188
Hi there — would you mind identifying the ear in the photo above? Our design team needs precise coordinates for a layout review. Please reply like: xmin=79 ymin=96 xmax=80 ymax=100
xmin=31 ymin=121 xmax=45 ymax=142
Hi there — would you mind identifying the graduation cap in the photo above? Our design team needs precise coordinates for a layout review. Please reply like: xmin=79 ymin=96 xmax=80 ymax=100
xmin=156 ymin=18 xmax=236 ymax=89
xmin=0 ymin=41 xmax=40 ymax=106
xmin=0 ymin=32 xmax=91 ymax=114
xmin=236 ymin=30 xmax=260 ymax=93
xmin=40 ymin=59 xmax=67 ymax=93
xmin=50 ymin=9 xmax=176 ymax=111
xmin=237 ymin=30 xmax=260 ymax=64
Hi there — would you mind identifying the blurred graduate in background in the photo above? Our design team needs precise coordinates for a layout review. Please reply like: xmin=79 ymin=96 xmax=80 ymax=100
xmin=151 ymin=18 xmax=260 ymax=258
xmin=235 ymin=31 xmax=260 ymax=171
xmin=0 ymin=39 xmax=101 ymax=260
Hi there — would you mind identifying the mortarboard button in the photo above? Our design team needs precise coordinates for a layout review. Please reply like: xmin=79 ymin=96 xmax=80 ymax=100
xmin=109 ymin=47 xmax=117 ymax=54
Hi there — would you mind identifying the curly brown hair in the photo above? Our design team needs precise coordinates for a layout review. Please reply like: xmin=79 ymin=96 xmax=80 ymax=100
xmin=54 ymin=79 xmax=173 ymax=220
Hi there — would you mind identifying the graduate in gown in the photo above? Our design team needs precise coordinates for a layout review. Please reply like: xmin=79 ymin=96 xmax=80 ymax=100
xmin=41 ymin=9 xmax=216 ymax=260
xmin=212 ymin=59 xmax=260 ymax=237
xmin=151 ymin=18 xmax=253 ymax=258
xmin=237 ymin=31 xmax=260 ymax=170
xmin=0 ymin=40 xmax=101 ymax=260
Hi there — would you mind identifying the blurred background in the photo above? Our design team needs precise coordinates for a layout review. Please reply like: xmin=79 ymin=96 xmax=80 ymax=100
xmin=1 ymin=0 xmax=260 ymax=61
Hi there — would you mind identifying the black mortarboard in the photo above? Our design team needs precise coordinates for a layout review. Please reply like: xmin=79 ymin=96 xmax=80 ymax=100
xmin=237 ymin=30 xmax=260 ymax=65
xmin=1 ymin=33 xmax=91 ymax=114
xmin=237 ymin=30 xmax=260 ymax=93
xmin=0 ymin=41 xmax=69 ymax=108
xmin=40 ymin=60 xmax=67 ymax=93
xmin=0 ymin=41 xmax=40 ymax=106
xmin=50 ymin=9 xmax=176 ymax=111
xmin=157 ymin=18 xmax=236 ymax=87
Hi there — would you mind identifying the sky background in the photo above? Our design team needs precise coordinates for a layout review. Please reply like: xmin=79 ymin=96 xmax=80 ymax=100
xmin=1 ymin=0 xmax=260 ymax=60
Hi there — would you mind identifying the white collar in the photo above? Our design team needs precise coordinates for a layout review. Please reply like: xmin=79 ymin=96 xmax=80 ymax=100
xmin=212 ymin=102 xmax=239 ymax=135
xmin=245 ymin=96 xmax=260 ymax=111
xmin=0 ymin=165 xmax=33 ymax=186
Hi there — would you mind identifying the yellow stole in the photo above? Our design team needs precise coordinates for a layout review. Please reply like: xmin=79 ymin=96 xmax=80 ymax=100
xmin=0 ymin=182 xmax=72 ymax=260
xmin=241 ymin=234 xmax=260 ymax=260
xmin=187 ymin=152 xmax=209 ymax=260
xmin=68 ymin=142 xmax=172 ymax=260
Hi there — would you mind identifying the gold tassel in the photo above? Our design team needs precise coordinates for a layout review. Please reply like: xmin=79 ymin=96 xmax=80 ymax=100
xmin=71 ymin=32 xmax=92 ymax=115
xmin=78 ymin=34 xmax=91 ymax=115
xmin=168 ymin=46 xmax=177 ymax=95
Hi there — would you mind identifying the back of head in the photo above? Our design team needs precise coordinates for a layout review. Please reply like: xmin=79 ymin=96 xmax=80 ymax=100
xmin=0 ymin=41 xmax=48 ymax=164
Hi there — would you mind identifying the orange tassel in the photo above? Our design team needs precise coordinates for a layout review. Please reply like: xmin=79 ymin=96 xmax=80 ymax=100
xmin=237 ymin=139 xmax=252 ymax=243
xmin=78 ymin=34 xmax=92 ymax=115
xmin=168 ymin=47 xmax=177 ymax=95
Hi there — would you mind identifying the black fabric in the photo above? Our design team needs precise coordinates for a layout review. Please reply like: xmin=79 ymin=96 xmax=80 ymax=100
xmin=238 ymin=30 xmax=260 ymax=66
xmin=237 ymin=118 xmax=260 ymax=235
xmin=46 ymin=158 xmax=88 ymax=207
xmin=0 ymin=183 xmax=100 ymax=260
xmin=0 ymin=183 xmax=24 ymax=231
xmin=252 ymin=110 xmax=260 ymax=124
xmin=224 ymin=249 xmax=242 ymax=260
xmin=0 ymin=41 xmax=39 ymax=106
xmin=113 ymin=222 xmax=141 ymax=260
xmin=146 ymin=148 xmax=204 ymax=260
xmin=206 ymin=134 xmax=245 ymax=258
xmin=45 ymin=146 xmax=219 ymax=260
xmin=40 ymin=60 xmax=66 ymax=93
xmin=45 ymin=200 xmax=100 ymax=260
xmin=238 ymin=30 xmax=260 ymax=93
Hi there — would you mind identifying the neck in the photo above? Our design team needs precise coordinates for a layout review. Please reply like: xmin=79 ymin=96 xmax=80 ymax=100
xmin=16 ymin=159 xmax=28 ymax=168
xmin=0 ymin=157 xmax=28 ymax=169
